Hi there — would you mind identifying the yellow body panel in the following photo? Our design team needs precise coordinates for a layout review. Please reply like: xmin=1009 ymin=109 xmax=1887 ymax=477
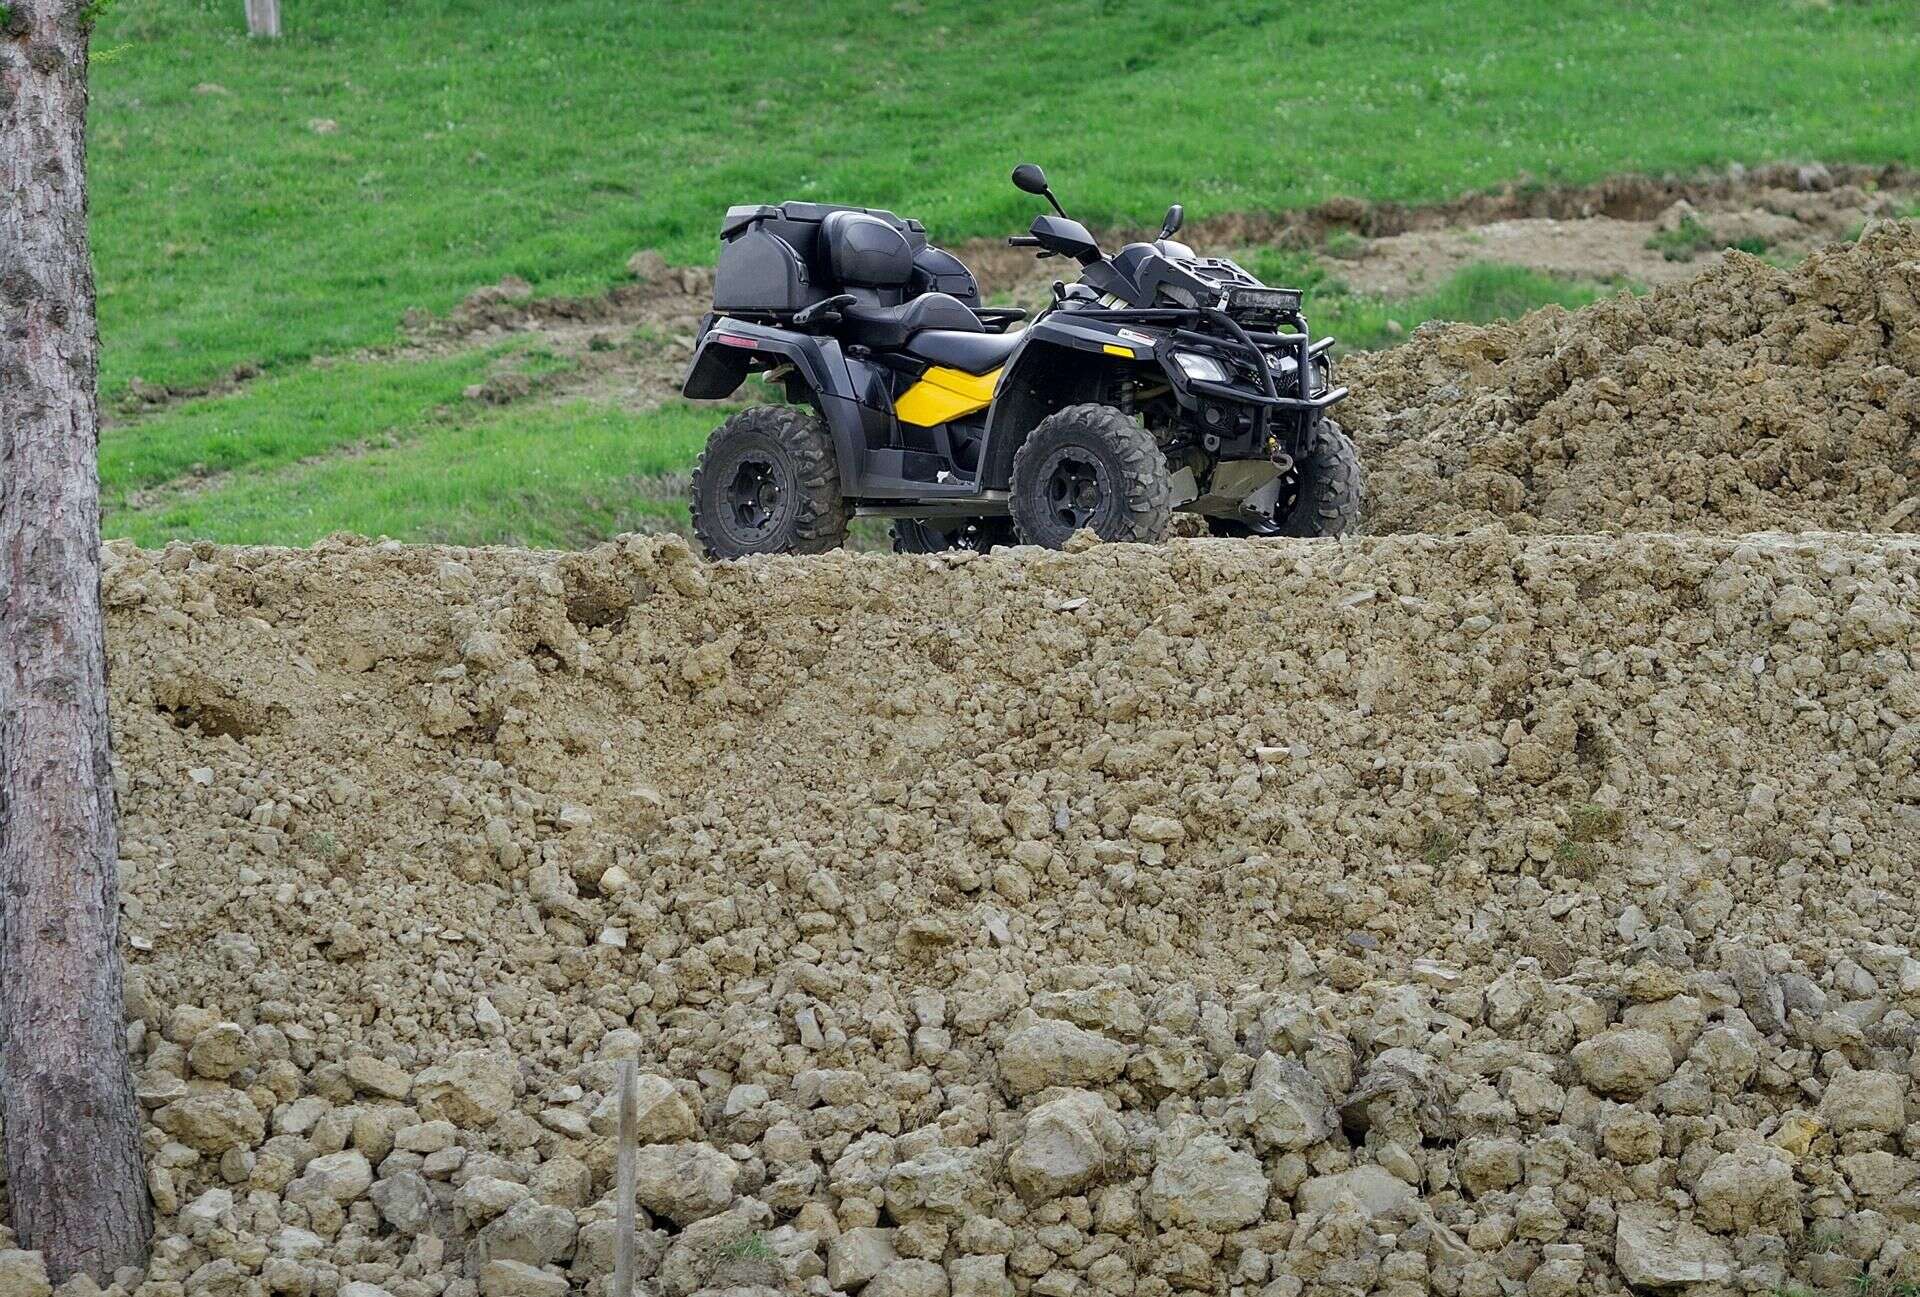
xmin=1102 ymin=343 xmax=1136 ymax=358
xmin=893 ymin=366 xmax=1001 ymax=427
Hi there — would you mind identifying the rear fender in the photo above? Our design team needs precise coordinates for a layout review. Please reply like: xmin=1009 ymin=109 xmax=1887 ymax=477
xmin=681 ymin=319 xmax=873 ymax=495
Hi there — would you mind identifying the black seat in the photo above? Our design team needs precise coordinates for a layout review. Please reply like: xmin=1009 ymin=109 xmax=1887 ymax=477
xmin=905 ymin=328 xmax=1023 ymax=374
xmin=841 ymin=292 xmax=983 ymax=350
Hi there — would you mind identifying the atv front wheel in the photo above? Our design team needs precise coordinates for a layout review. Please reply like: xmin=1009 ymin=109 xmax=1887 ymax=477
xmin=1008 ymin=403 xmax=1172 ymax=549
xmin=890 ymin=518 xmax=1016 ymax=554
xmin=1279 ymin=420 xmax=1365 ymax=537
xmin=1207 ymin=421 xmax=1366 ymax=539
xmin=690 ymin=406 xmax=850 ymax=559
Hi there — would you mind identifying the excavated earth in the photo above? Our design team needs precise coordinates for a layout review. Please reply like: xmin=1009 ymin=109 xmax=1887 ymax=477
xmin=1343 ymin=223 xmax=1920 ymax=538
xmin=3 ymin=227 xmax=1919 ymax=1297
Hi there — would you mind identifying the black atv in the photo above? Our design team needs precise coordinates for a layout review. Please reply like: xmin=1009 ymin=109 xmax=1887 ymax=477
xmin=681 ymin=163 xmax=1360 ymax=557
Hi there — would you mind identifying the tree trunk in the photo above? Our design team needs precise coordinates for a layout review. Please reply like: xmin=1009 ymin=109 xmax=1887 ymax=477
xmin=0 ymin=0 xmax=156 ymax=1283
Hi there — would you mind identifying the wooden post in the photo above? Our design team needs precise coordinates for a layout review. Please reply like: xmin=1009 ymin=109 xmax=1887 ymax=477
xmin=613 ymin=1061 xmax=637 ymax=1297
xmin=245 ymin=0 xmax=281 ymax=38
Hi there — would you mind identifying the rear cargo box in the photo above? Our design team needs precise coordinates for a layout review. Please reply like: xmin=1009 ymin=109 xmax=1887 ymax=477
xmin=711 ymin=202 xmax=979 ymax=316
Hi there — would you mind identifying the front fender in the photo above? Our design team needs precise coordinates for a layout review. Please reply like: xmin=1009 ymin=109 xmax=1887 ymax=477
xmin=976 ymin=317 xmax=1153 ymax=490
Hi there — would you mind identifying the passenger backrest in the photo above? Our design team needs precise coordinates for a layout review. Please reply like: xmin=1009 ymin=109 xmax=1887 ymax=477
xmin=823 ymin=211 xmax=914 ymax=289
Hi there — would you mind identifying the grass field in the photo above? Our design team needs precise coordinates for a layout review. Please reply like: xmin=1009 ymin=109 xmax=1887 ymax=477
xmin=93 ymin=0 xmax=1918 ymax=398
xmin=113 ymin=400 xmax=722 ymax=549
xmin=89 ymin=0 xmax=1920 ymax=546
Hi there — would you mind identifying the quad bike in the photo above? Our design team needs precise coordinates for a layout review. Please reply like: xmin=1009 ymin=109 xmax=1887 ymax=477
xmin=681 ymin=163 xmax=1361 ymax=557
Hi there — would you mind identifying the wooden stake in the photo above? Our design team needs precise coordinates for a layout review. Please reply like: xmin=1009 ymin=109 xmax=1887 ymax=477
xmin=245 ymin=0 xmax=281 ymax=38
xmin=613 ymin=1060 xmax=638 ymax=1297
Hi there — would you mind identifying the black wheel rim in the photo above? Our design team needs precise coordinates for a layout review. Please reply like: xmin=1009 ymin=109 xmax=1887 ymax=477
xmin=944 ymin=520 xmax=1004 ymax=553
xmin=1043 ymin=449 xmax=1108 ymax=532
xmin=723 ymin=453 xmax=786 ymax=542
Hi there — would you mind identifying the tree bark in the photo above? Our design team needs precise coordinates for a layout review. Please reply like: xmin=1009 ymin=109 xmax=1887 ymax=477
xmin=0 ymin=0 xmax=156 ymax=1283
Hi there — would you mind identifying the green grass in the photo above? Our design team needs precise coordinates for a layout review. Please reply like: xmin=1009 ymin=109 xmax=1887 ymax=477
xmin=91 ymin=0 xmax=1920 ymax=400
xmin=100 ymin=350 xmax=496 ymax=511
xmin=108 ymin=400 xmax=726 ymax=548
xmin=1242 ymin=253 xmax=1622 ymax=351
xmin=1644 ymin=213 xmax=1771 ymax=262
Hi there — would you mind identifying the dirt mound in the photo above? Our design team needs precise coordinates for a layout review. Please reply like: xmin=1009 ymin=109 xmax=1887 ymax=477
xmin=1344 ymin=221 xmax=1920 ymax=536
xmin=7 ymin=528 xmax=1908 ymax=1297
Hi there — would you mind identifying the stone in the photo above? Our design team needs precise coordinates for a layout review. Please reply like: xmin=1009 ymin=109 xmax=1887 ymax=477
xmin=1570 ymin=1027 xmax=1676 ymax=1098
xmin=287 ymin=1150 xmax=373 ymax=1203
xmin=0 ymin=1251 xmax=51 ymax=1297
xmin=1146 ymin=1117 xmax=1268 ymax=1231
xmin=477 ymin=1260 xmax=568 ymax=1297
xmin=948 ymin=1255 xmax=1011 ymax=1297
xmin=528 ymin=1153 xmax=592 ymax=1209
xmin=180 ymin=1187 xmax=234 ymax=1233
xmin=187 ymin=1023 xmax=254 ymax=1080
xmin=155 ymin=1089 xmax=266 ymax=1154
xmin=185 ymin=1259 xmax=246 ymax=1297
xmin=998 ymin=1019 xmax=1127 ymax=1095
xmin=1839 ymin=1149 xmax=1919 ymax=1200
xmin=828 ymin=1228 xmax=899 ymax=1291
xmin=1688 ymin=1026 xmax=1760 ymax=1092
xmin=1294 ymin=1165 xmax=1417 ymax=1220
xmin=395 ymin=1120 xmax=457 ymax=1153
xmin=337 ymin=1285 xmax=392 ymax=1297
xmin=474 ymin=1201 xmax=578 ymax=1268
xmin=1244 ymin=1053 xmax=1334 ymax=1153
xmin=1821 ymin=1068 xmax=1907 ymax=1135
xmin=588 ymin=1073 xmax=698 ymax=1142
xmin=414 ymin=1050 xmax=517 ymax=1127
xmin=571 ymin=1218 xmax=666 ymax=1282
xmin=657 ymin=1208 xmax=781 ymax=1297
xmin=369 ymin=1170 xmax=434 ymax=1235
xmin=1006 ymin=1089 xmax=1124 ymax=1201
xmin=866 ymin=1259 xmax=949 ymax=1297
xmin=632 ymin=1142 xmax=738 ymax=1224
xmin=1614 ymin=1202 xmax=1733 ymax=1288
xmin=884 ymin=1147 xmax=987 ymax=1221
xmin=1598 ymin=1109 xmax=1664 ymax=1165
xmin=455 ymin=1176 xmax=531 ymax=1226
xmin=166 ymin=1004 xmax=221 ymax=1045
xmin=1458 ymin=1138 xmax=1525 ymax=1197
xmin=1695 ymin=1146 xmax=1800 ymax=1233
xmin=343 ymin=1055 xmax=413 ymax=1100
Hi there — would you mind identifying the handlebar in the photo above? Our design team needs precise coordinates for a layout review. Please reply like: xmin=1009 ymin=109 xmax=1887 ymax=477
xmin=1006 ymin=235 xmax=1042 ymax=247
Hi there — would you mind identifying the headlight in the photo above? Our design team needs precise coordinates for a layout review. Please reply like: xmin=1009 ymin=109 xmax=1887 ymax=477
xmin=1173 ymin=352 xmax=1228 ymax=384
xmin=1228 ymin=285 xmax=1303 ymax=316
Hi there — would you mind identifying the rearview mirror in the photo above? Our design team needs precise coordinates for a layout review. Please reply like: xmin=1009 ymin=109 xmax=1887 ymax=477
xmin=1011 ymin=163 xmax=1049 ymax=196
xmin=1159 ymin=203 xmax=1184 ymax=238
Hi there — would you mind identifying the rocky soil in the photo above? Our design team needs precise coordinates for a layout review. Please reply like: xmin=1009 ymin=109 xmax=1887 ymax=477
xmin=1345 ymin=221 xmax=1920 ymax=537
xmin=0 ymin=518 xmax=1913 ymax=1297
xmin=2 ymin=181 xmax=1917 ymax=1297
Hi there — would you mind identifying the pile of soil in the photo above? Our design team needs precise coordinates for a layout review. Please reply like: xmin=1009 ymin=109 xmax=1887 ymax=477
xmin=4 ymin=204 xmax=1918 ymax=1297
xmin=0 ymin=522 xmax=1907 ymax=1297
xmin=1344 ymin=222 xmax=1920 ymax=536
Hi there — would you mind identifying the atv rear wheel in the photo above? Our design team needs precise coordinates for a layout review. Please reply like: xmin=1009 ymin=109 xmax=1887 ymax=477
xmin=1008 ymin=403 xmax=1172 ymax=549
xmin=890 ymin=517 xmax=1016 ymax=554
xmin=1206 ymin=420 xmax=1365 ymax=539
xmin=690 ymin=406 xmax=850 ymax=559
